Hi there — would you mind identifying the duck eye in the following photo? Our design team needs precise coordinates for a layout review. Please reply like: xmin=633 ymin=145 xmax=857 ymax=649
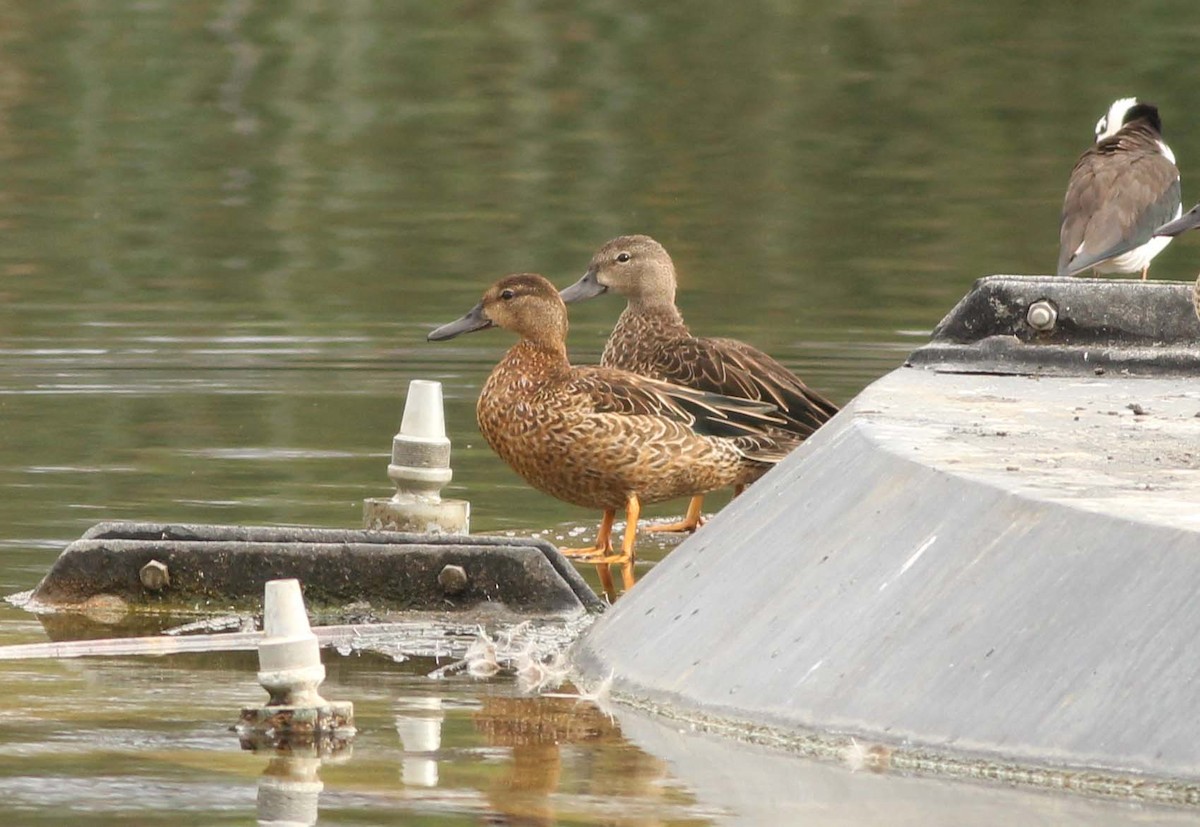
xmin=616 ymin=252 xmax=631 ymax=263
xmin=500 ymin=288 xmax=515 ymax=300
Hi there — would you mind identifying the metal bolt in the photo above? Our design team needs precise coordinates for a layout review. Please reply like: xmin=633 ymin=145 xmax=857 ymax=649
xmin=437 ymin=564 xmax=468 ymax=595
xmin=139 ymin=559 xmax=171 ymax=592
xmin=1026 ymin=300 xmax=1058 ymax=332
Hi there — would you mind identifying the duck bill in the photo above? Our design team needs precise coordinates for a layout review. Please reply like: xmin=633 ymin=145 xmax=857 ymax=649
xmin=1155 ymin=205 xmax=1200 ymax=238
xmin=559 ymin=268 xmax=608 ymax=303
xmin=427 ymin=302 xmax=492 ymax=341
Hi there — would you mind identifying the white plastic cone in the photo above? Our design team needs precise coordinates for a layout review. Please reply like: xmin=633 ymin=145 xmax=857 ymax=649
xmin=399 ymin=380 xmax=446 ymax=441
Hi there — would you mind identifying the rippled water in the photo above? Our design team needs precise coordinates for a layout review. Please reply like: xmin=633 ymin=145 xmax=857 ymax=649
xmin=2 ymin=2 xmax=1199 ymax=823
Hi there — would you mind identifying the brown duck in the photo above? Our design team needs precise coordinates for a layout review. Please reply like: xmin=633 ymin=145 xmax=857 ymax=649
xmin=428 ymin=273 xmax=797 ymax=599
xmin=559 ymin=234 xmax=839 ymax=532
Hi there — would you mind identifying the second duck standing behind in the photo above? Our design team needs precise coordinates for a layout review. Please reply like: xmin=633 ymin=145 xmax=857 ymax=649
xmin=561 ymin=234 xmax=839 ymax=532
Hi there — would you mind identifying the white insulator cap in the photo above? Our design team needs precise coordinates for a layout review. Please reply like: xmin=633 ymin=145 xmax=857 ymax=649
xmin=400 ymin=380 xmax=447 ymax=441
xmin=389 ymin=380 xmax=454 ymax=503
xmin=257 ymin=579 xmax=327 ymax=707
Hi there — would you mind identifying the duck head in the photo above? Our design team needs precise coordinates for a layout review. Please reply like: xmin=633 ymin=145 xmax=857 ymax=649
xmin=427 ymin=273 xmax=568 ymax=350
xmin=560 ymin=234 xmax=678 ymax=309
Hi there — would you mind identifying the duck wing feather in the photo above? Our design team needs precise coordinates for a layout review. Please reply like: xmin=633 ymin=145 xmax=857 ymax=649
xmin=644 ymin=335 xmax=838 ymax=436
xmin=566 ymin=365 xmax=788 ymax=440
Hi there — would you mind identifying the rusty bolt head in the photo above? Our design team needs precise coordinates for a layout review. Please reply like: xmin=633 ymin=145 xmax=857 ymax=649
xmin=437 ymin=564 xmax=468 ymax=595
xmin=1026 ymin=300 xmax=1058 ymax=332
xmin=139 ymin=559 xmax=171 ymax=592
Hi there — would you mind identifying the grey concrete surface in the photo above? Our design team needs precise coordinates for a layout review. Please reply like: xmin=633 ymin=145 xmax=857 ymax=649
xmin=574 ymin=367 xmax=1200 ymax=783
xmin=614 ymin=705 xmax=1200 ymax=825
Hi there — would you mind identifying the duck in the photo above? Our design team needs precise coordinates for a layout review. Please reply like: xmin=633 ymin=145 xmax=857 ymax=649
xmin=558 ymin=234 xmax=838 ymax=532
xmin=1153 ymin=204 xmax=1200 ymax=322
xmin=427 ymin=273 xmax=798 ymax=600
xmin=1057 ymin=97 xmax=1182 ymax=279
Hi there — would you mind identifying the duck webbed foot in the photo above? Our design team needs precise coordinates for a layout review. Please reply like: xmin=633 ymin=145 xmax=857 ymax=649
xmin=643 ymin=494 xmax=706 ymax=534
xmin=559 ymin=508 xmax=616 ymax=558
xmin=560 ymin=496 xmax=642 ymax=601
xmin=559 ymin=508 xmax=619 ymax=601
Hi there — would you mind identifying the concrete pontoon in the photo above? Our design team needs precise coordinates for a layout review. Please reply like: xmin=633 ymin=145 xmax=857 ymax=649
xmin=573 ymin=275 xmax=1200 ymax=799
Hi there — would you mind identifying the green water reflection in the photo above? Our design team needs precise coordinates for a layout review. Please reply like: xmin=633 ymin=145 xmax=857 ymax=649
xmin=2 ymin=1 xmax=1199 ymax=822
xmin=0 ymin=650 xmax=713 ymax=825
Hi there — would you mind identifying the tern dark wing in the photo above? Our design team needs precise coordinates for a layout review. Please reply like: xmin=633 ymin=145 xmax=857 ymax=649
xmin=1155 ymin=203 xmax=1200 ymax=238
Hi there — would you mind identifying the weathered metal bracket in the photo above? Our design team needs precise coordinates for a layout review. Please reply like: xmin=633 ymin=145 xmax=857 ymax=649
xmin=29 ymin=522 xmax=604 ymax=616
xmin=907 ymin=275 xmax=1200 ymax=375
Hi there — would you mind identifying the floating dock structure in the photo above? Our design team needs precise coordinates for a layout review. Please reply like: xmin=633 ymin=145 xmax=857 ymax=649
xmin=574 ymin=275 xmax=1200 ymax=796
xmin=18 ymin=274 xmax=1200 ymax=799
xmin=29 ymin=522 xmax=603 ymax=618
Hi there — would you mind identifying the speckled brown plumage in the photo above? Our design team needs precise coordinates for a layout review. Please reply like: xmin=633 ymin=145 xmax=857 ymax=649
xmin=563 ymin=235 xmax=838 ymax=441
xmin=559 ymin=235 xmax=839 ymax=534
xmin=427 ymin=273 xmax=797 ymax=597
xmin=475 ymin=344 xmax=788 ymax=508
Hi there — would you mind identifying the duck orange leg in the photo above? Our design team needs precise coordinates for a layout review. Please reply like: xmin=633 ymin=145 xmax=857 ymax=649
xmin=577 ymin=494 xmax=641 ymax=590
xmin=617 ymin=493 xmax=640 ymax=590
xmin=559 ymin=509 xmax=615 ymax=558
xmin=559 ymin=495 xmax=644 ymax=598
xmin=559 ymin=509 xmax=617 ymax=601
xmin=595 ymin=564 xmax=616 ymax=601
xmin=644 ymin=494 xmax=706 ymax=534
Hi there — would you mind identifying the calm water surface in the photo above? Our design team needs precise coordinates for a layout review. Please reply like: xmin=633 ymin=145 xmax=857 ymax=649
xmin=2 ymin=2 xmax=1200 ymax=823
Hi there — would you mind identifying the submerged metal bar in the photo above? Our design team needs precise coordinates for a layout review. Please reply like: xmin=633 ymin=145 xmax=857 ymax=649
xmin=0 ymin=617 xmax=590 ymax=662
xmin=0 ymin=630 xmax=263 ymax=660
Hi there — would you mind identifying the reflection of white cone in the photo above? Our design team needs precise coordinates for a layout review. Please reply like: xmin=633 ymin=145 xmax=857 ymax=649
xmin=395 ymin=715 xmax=442 ymax=753
xmin=256 ymin=755 xmax=323 ymax=827
xmin=401 ymin=756 xmax=439 ymax=788
xmin=257 ymin=579 xmax=326 ymax=707
xmin=395 ymin=697 xmax=443 ymax=787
